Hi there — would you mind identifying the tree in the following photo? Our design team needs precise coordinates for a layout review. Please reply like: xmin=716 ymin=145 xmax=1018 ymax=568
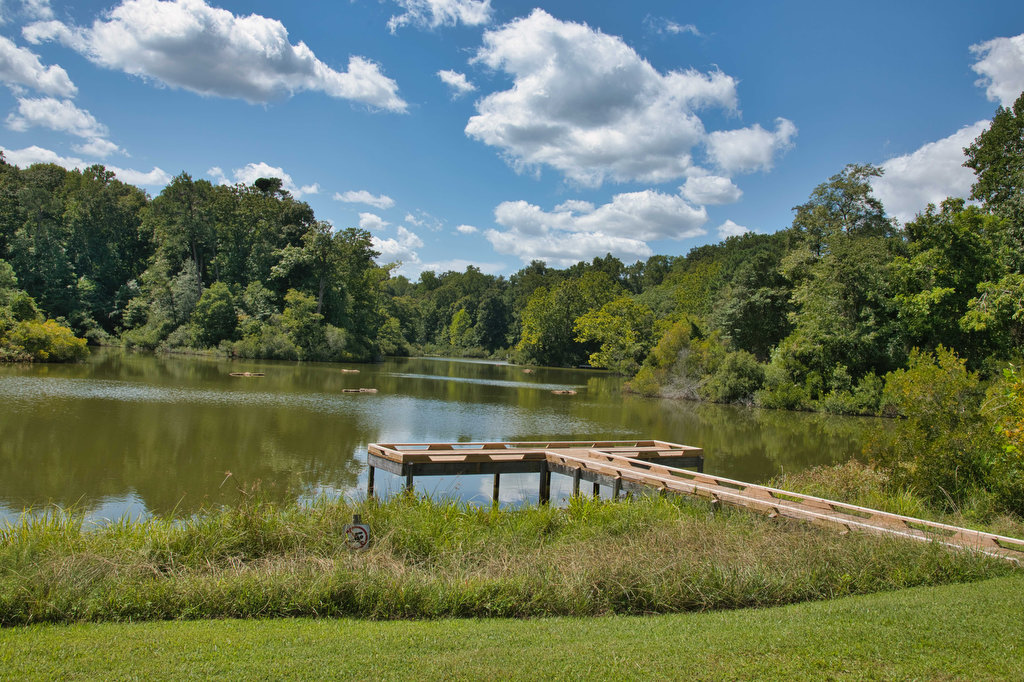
xmin=191 ymin=281 xmax=237 ymax=347
xmin=964 ymin=91 xmax=1024 ymax=273
xmin=516 ymin=272 xmax=620 ymax=366
xmin=573 ymin=297 xmax=654 ymax=374
xmin=891 ymin=200 xmax=1001 ymax=362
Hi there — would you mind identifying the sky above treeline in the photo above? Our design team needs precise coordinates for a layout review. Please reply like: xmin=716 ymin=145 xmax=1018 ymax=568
xmin=2 ymin=0 xmax=1023 ymax=277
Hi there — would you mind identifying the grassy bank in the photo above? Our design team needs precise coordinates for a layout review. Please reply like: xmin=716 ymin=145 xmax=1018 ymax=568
xmin=0 ymin=492 xmax=1016 ymax=626
xmin=2 ymin=574 xmax=1022 ymax=680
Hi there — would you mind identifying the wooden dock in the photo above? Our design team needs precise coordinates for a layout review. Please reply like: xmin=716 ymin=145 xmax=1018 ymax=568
xmin=366 ymin=440 xmax=1024 ymax=563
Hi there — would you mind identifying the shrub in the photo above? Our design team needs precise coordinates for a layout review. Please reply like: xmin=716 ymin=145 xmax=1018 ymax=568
xmin=702 ymin=350 xmax=765 ymax=403
xmin=870 ymin=346 xmax=996 ymax=509
xmin=4 ymin=319 xmax=89 ymax=362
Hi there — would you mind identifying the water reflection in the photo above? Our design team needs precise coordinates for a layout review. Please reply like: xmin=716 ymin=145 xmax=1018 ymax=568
xmin=0 ymin=349 xmax=885 ymax=522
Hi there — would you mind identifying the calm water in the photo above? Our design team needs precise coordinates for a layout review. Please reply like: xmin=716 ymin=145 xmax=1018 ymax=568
xmin=0 ymin=349 xmax=882 ymax=522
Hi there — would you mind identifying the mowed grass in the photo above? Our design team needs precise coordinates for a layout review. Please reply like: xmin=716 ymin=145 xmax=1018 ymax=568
xmin=0 ymin=492 xmax=1017 ymax=625
xmin=2 ymin=574 xmax=1022 ymax=681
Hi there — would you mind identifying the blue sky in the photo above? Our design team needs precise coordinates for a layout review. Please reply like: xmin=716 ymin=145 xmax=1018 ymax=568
xmin=2 ymin=0 xmax=1023 ymax=277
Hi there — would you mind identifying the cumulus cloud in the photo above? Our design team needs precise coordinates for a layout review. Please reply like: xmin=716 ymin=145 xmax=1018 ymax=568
xmin=486 ymin=190 xmax=707 ymax=266
xmin=6 ymin=96 xmax=104 ymax=136
xmin=73 ymin=137 xmax=122 ymax=158
xmin=716 ymin=220 xmax=749 ymax=239
xmin=680 ymin=173 xmax=742 ymax=205
xmin=970 ymin=33 xmax=1024 ymax=107
xmin=373 ymin=225 xmax=423 ymax=265
xmin=24 ymin=0 xmax=407 ymax=111
xmin=358 ymin=212 xmax=389 ymax=231
xmin=438 ymin=69 xmax=475 ymax=97
xmin=334 ymin=189 xmax=395 ymax=209
xmin=706 ymin=118 xmax=797 ymax=174
xmin=209 ymin=162 xmax=319 ymax=197
xmin=871 ymin=120 xmax=988 ymax=224
xmin=0 ymin=35 xmax=76 ymax=96
xmin=387 ymin=0 xmax=492 ymax=33
xmin=455 ymin=224 xmax=477 ymax=234
xmin=0 ymin=144 xmax=170 ymax=185
xmin=465 ymin=9 xmax=742 ymax=187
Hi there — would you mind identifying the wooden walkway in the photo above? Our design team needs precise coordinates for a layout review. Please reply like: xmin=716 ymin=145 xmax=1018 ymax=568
xmin=367 ymin=440 xmax=1024 ymax=563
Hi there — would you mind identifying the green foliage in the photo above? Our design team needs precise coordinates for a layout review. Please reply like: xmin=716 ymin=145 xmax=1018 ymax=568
xmin=573 ymin=296 xmax=654 ymax=374
xmin=871 ymin=347 xmax=997 ymax=509
xmin=516 ymin=271 xmax=620 ymax=366
xmin=190 ymin=281 xmax=237 ymax=347
xmin=282 ymin=288 xmax=325 ymax=359
xmin=3 ymin=318 xmax=88 ymax=362
xmin=702 ymin=350 xmax=764 ymax=403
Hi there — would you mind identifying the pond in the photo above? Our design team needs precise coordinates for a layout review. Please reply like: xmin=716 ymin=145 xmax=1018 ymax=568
xmin=0 ymin=349 xmax=883 ymax=522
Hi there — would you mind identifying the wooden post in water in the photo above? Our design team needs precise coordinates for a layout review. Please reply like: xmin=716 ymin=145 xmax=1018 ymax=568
xmin=492 ymin=473 xmax=501 ymax=504
xmin=572 ymin=469 xmax=581 ymax=497
xmin=538 ymin=464 xmax=551 ymax=504
xmin=367 ymin=466 xmax=375 ymax=497
xmin=593 ymin=481 xmax=600 ymax=498
xmin=612 ymin=477 xmax=622 ymax=500
xmin=405 ymin=468 xmax=414 ymax=492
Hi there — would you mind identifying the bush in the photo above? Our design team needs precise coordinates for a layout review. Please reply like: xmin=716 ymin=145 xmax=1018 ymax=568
xmin=4 ymin=319 xmax=89 ymax=362
xmin=702 ymin=350 xmax=765 ymax=403
xmin=870 ymin=346 xmax=996 ymax=510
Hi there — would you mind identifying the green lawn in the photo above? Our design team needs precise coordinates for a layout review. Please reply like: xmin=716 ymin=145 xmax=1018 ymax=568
xmin=2 ymin=574 xmax=1021 ymax=681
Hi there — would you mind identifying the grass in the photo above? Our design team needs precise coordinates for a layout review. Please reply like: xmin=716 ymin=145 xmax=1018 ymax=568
xmin=0 ymin=491 xmax=1016 ymax=625
xmin=1 ymin=574 xmax=1022 ymax=680
xmin=770 ymin=460 xmax=1024 ymax=539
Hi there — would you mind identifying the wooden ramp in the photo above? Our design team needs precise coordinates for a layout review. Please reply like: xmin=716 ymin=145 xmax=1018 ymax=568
xmin=367 ymin=440 xmax=1024 ymax=564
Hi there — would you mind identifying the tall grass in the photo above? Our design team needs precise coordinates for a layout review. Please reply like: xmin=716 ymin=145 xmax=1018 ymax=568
xmin=0 ymin=492 xmax=1015 ymax=625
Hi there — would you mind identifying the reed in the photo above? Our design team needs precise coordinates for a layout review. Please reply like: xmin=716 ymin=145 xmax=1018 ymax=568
xmin=0 ymin=492 xmax=1015 ymax=625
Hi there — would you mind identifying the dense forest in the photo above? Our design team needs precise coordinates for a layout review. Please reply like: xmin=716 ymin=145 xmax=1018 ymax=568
xmin=2 ymin=94 xmax=1024 ymax=514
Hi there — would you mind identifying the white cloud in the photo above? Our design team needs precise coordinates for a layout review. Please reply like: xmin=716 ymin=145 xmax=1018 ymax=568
xmin=403 ymin=210 xmax=443 ymax=230
xmin=716 ymin=219 xmax=749 ymax=239
xmin=872 ymin=120 xmax=987 ymax=224
xmin=970 ymin=33 xmax=1024 ymax=107
xmin=553 ymin=199 xmax=595 ymax=214
xmin=419 ymin=258 xmax=505 ymax=275
xmin=455 ymin=224 xmax=477 ymax=234
xmin=108 ymin=164 xmax=171 ymax=186
xmin=6 ymin=96 xmax=109 ymax=140
xmin=465 ymin=9 xmax=742 ymax=187
xmin=706 ymin=118 xmax=797 ymax=174
xmin=0 ymin=144 xmax=169 ymax=186
xmin=486 ymin=190 xmax=707 ymax=266
xmin=359 ymin=212 xmax=389 ymax=231
xmin=387 ymin=0 xmax=492 ymax=33
xmin=0 ymin=35 xmax=76 ymax=96
xmin=21 ymin=0 xmax=52 ymax=20
xmin=210 ymin=161 xmax=319 ymax=197
xmin=24 ymin=0 xmax=406 ymax=111
xmin=373 ymin=225 xmax=423 ymax=265
xmin=437 ymin=69 xmax=475 ymax=97
xmin=664 ymin=21 xmax=700 ymax=36
xmin=73 ymin=137 xmax=122 ymax=158
xmin=334 ymin=189 xmax=395 ymax=209
xmin=680 ymin=173 xmax=742 ymax=205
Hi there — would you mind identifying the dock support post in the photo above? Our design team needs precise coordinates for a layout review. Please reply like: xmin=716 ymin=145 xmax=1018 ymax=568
xmin=572 ymin=469 xmax=581 ymax=497
xmin=367 ymin=466 xmax=375 ymax=497
xmin=698 ymin=457 xmax=704 ymax=474
xmin=538 ymin=465 xmax=551 ymax=504
xmin=593 ymin=481 xmax=600 ymax=498
xmin=492 ymin=473 xmax=501 ymax=504
xmin=405 ymin=467 xmax=414 ymax=493
xmin=612 ymin=477 xmax=622 ymax=500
